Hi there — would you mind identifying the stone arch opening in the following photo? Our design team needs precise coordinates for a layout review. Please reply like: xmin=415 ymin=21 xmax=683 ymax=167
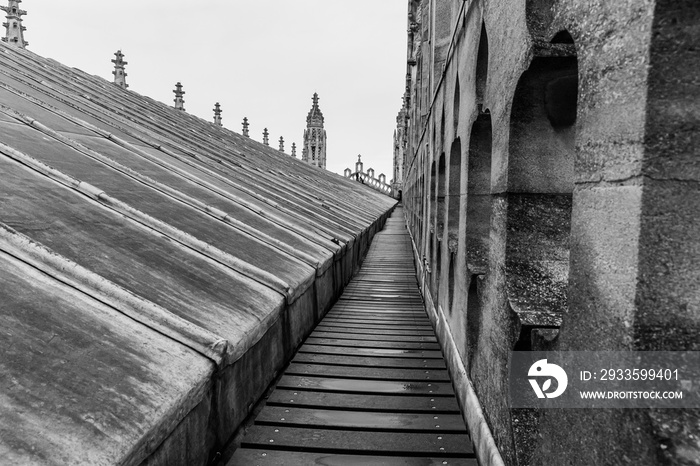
xmin=551 ymin=30 xmax=574 ymax=44
xmin=435 ymin=153 xmax=447 ymax=301
xmin=453 ymin=77 xmax=461 ymax=134
xmin=466 ymin=113 xmax=492 ymax=276
xmin=506 ymin=31 xmax=578 ymax=349
xmin=418 ymin=172 xmax=424 ymax=247
xmin=448 ymin=139 xmax=462 ymax=234
xmin=440 ymin=107 xmax=446 ymax=154
xmin=447 ymin=138 xmax=462 ymax=310
xmin=428 ymin=160 xmax=437 ymax=282
xmin=475 ymin=22 xmax=488 ymax=108
xmin=464 ymin=112 xmax=492 ymax=360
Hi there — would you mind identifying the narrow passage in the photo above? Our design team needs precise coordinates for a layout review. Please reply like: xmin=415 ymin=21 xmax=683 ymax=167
xmin=230 ymin=206 xmax=477 ymax=465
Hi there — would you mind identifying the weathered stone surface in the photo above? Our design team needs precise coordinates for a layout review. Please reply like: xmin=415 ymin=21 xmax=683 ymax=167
xmin=399 ymin=0 xmax=698 ymax=464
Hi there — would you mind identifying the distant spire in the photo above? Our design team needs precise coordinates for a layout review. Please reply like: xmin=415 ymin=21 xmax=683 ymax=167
xmin=213 ymin=102 xmax=222 ymax=126
xmin=173 ymin=82 xmax=185 ymax=111
xmin=111 ymin=50 xmax=128 ymax=89
xmin=291 ymin=142 xmax=297 ymax=158
xmin=263 ymin=128 xmax=269 ymax=145
xmin=306 ymin=92 xmax=324 ymax=126
xmin=1 ymin=0 xmax=28 ymax=48
xmin=302 ymin=92 xmax=327 ymax=169
xmin=279 ymin=136 xmax=285 ymax=152
xmin=242 ymin=117 xmax=249 ymax=137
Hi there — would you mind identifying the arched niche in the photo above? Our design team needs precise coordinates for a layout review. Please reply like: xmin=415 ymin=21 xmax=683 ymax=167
xmin=447 ymin=138 xmax=462 ymax=310
xmin=435 ymin=153 xmax=447 ymax=300
xmin=437 ymin=153 xmax=447 ymax=238
xmin=440 ymin=107 xmax=446 ymax=154
xmin=506 ymin=31 xmax=578 ymax=347
xmin=463 ymin=112 xmax=493 ymax=363
xmin=551 ymin=30 xmax=574 ymax=44
xmin=428 ymin=160 xmax=437 ymax=280
xmin=448 ymin=139 xmax=462 ymax=234
xmin=475 ymin=22 xmax=488 ymax=108
xmin=466 ymin=113 xmax=493 ymax=276
xmin=453 ymin=76 xmax=461 ymax=134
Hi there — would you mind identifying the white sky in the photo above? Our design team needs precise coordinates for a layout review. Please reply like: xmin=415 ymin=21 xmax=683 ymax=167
xmin=24 ymin=1 xmax=407 ymax=178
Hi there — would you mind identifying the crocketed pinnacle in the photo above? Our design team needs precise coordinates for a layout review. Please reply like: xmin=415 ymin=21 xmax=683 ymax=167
xmin=306 ymin=92 xmax=324 ymax=127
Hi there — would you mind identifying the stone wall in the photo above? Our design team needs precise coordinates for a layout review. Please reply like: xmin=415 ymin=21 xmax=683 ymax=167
xmin=399 ymin=0 xmax=699 ymax=464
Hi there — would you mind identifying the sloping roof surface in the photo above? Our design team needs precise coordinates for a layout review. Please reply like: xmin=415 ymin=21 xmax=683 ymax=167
xmin=0 ymin=42 xmax=395 ymax=464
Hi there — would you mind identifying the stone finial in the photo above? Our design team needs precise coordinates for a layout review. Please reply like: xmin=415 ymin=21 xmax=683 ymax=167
xmin=111 ymin=50 xmax=128 ymax=89
xmin=291 ymin=143 xmax=297 ymax=158
xmin=279 ymin=136 xmax=285 ymax=152
xmin=213 ymin=102 xmax=222 ymax=126
xmin=173 ymin=82 xmax=185 ymax=110
xmin=1 ymin=0 xmax=28 ymax=48
xmin=306 ymin=92 xmax=324 ymax=126
xmin=263 ymin=128 xmax=269 ymax=145
xmin=242 ymin=117 xmax=249 ymax=137
xmin=355 ymin=154 xmax=363 ymax=173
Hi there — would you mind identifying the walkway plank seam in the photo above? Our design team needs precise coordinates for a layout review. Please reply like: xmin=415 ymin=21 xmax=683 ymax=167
xmin=229 ymin=206 xmax=476 ymax=465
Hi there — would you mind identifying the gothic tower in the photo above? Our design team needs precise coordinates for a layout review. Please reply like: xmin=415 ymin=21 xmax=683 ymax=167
xmin=1 ymin=0 xmax=27 ymax=48
xmin=302 ymin=93 xmax=327 ymax=169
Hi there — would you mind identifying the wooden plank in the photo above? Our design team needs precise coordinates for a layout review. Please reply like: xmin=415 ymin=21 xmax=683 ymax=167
xmin=310 ymin=331 xmax=437 ymax=343
xmin=319 ymin=320 xmax=434 ymax=331
xmin=328 ymin=311 xmax=429 ymax=319
xmin=266 ymin=389 xmax=461 ymax=412
xmin=277 ymin=375 xmax=455 ymax=396
xmin=341 ymin=289 xmax=421 ymax=295
xmin=314 ymin=325 xmax=437 ymax=337
xmin=330 ymin=307 xmax=427 ymax=314
xmin=286 ymin=363 xmax=450 ymax=381
xmin=299 ymin=345 xmax=444 ymax=359
xmin=322 ymin=317 xmax=433 ymax=327
xmin=340 ymin=287 xmax=421 ymax=292
xmin=324 ymin=317 xmax=431 ymax=325
xmin=292 ymin=352 xmax=447 ymax=369
xmin=229 ymin=448 xmax=478 ymax=466
xmin=240 ymin=425 xmax=473 ymax=456
xmin=256 ymin=406 xmax=467 ymax=432
xmin=331 ymin=303 xmax=425 ymax=309
xmin=305 ymin=337 xmax=441 ymax=350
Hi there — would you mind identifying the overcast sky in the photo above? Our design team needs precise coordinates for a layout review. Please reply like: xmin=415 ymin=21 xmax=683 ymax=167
xmin=25 ymin=1 xmax=407 ymax=178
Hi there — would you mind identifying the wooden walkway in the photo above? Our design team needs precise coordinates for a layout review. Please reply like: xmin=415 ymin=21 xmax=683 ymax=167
xmin=229 ymin=207 xmax=477 ymax=465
